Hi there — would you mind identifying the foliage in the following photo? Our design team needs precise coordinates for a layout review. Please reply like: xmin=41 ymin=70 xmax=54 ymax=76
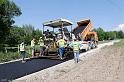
xmin=104 ymin=31 xmax=116 ymax=40
xmin=95 ymin=27 xmax=105 ymax=41
xmin=116 ymin=31 xmax=124 ymax=39
xmin=5 ymin=26 xmax=23 ymax=46
xmin=0 ymin=52 xmax=21 ymax=62
xmin=0 ymin=0 xmax=21 ymax=45
xmin=21 ymin=24 xmax=35 ymax=45
xmin=5 ymin=25 xmax=43 ymax=46
xmin=0 ymin=51 xmax=32 ymax=63
xmin=93 ymin=27 xmax=124 ymax=41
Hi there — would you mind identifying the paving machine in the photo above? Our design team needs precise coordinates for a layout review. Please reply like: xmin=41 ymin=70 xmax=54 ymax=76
xmin=42 ymin=18 xmax=73 ymax=59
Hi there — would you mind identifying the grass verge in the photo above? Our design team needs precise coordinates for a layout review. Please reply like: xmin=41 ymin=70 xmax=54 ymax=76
xmin=113 ymin=39 xmax=124 ymax=47
xmin=0 ymin=51 xmax=31 ymax=63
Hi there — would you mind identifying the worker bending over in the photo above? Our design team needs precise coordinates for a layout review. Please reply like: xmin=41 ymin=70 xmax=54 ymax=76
xmin=70 ymin=39 xmax=80 ymax=63
xmin=57 ymin=35 xmax=66 ymax=59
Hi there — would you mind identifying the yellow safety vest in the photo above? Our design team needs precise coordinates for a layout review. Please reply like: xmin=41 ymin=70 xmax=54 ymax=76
xmin=39 ymin=40 xmax=44 ymax=46
xmin=73 ymin=42 xmax=79 ymax=51
xmin=31 ymin=40 xmax=35 ymax=47
xmin=20 ymin=44 xmax=25 ymax=51
xmin=58 ymin=39 xmax=65 ymax=47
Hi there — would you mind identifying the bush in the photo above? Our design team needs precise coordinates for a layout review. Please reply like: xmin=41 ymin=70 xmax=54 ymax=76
xmin=0 ymin=52 xmax=20 ymax=62
xmin=0 ymin=51 xmax=31 ymax=63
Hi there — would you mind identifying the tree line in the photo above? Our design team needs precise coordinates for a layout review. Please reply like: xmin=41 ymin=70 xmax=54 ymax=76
xmin=3 ymin=26 xmax=124 ymax=47
xmin=93 ymin=27 xmax=124 ymax=41
xmin=4 ymin=25 xmax=43 ymax=46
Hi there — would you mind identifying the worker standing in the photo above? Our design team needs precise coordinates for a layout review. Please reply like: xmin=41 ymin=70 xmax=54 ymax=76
xmin=57 ymin=35 xmax=65 ymax=59
xmin=31 ymin=38 xmax=35 ymax=57
xmin=70 ymin=39 xmax=80 ymax=63
xmin=39 ymin=37 xmax=45 ymax=56
xmin=71 ymin=32 xmax=76 ymax=41
xmin=20 ymin=42 xmax=26 ymax=63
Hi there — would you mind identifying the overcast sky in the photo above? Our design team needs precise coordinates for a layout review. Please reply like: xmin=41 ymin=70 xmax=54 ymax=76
xmin=12 ymin=0 xmax=124 ymax=31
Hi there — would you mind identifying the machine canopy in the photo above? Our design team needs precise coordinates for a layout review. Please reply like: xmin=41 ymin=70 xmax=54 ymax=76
xmin=43 ymin=18 xmax=73 ymax=28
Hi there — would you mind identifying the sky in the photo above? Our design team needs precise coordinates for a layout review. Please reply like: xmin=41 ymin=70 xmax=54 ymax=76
xmin=12 ymin=0 xmax=124 ymax=31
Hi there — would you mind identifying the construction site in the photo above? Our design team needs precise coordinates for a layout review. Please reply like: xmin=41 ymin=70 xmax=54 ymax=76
xmin=0 ymin=0 xmax=124 ymax=82
xmin=0 ymin=18 xmax=124 ymax=82
xmin=31 ymin=18 xmax=98 ymax=59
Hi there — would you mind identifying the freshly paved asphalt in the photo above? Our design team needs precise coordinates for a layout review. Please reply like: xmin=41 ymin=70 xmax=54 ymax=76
xmin=0 ymin=57 xmax=72 ymax=82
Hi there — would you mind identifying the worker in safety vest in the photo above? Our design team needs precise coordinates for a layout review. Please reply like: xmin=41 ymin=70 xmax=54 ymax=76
xmin=57 ymin=35 xmax=66 ymax=59
xmin=39 ymin=37 xmax=45 ymax=56
xmin=70 ymin=39 xmax=80 ymax=63
xmin=31 ymin=38 xmax=36 ymax=57
xmin=20 ymin=42 xmax=26 ymax=63
xmin=71 ymin=32 xmax=76 ymax=41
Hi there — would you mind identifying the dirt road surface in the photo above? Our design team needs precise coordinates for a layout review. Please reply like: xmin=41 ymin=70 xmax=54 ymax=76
xmin=14 ymin=40 xmax=124 ymax=82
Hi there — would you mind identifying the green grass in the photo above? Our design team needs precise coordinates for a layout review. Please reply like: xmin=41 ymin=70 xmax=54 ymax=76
xmin=0 ymin=45 xmax=41 ymax=63
xmin=0 ymin=51 xmax=32 ymax=63
xmin=0 ymin=52 xmax=21 ymax=63
xmin=113 ymin=39 xmax=124 ymax=47
xmin=98 ymin=40 xmax=111 ymax=44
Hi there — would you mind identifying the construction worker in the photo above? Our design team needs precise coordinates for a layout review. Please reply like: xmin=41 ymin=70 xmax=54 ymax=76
xmin=57 ymin=35 xmax=65 ymax=59
xmin=70 ymin=39 xmax=80 ymax=63
xmin=31 ymin=38 xmax=35 ymax=57
xmin=20 ymin=42 xmax=26 ymax=63
xmin=44 ymin=29 xmax=50 ymax=38
xmin=39 ymin=37 xmax=45 ymax=56
xmin=71 ymin=32 xmax=76 ymax=41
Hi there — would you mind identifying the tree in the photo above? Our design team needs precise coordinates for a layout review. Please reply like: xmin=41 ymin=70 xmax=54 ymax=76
xmin=96 ymin=27 xmax=105 ymax=41
xmin=93 ymin=28 xmax=124 ymax=40
xmin=22 ymin=24 xmax=35 ymax=44
xmin=22 ymin=25 xmax=43 ymax=44
xmin=0 ymin=0 xmax=21 ymax=46
xmin=4 ymin=26 xmax=25 ymax=46
xmin=33 ymin=29 xmax=43 ymax=39
xmin=104 ymin=32 xmax=109 ymax=40
xmin=117 ymin=31 xmax=124 ymax=39
xmin=105 ymin=31 xmax=116 ymax=40
xmin=5 ymin=25 xmax=43 ymax=46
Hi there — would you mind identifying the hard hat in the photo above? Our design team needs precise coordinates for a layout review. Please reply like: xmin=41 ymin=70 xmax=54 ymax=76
xmin=58 ymin=33 xmax=62 ymax=36
xmin=21 ymin=42 xmax=24 ymax=44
